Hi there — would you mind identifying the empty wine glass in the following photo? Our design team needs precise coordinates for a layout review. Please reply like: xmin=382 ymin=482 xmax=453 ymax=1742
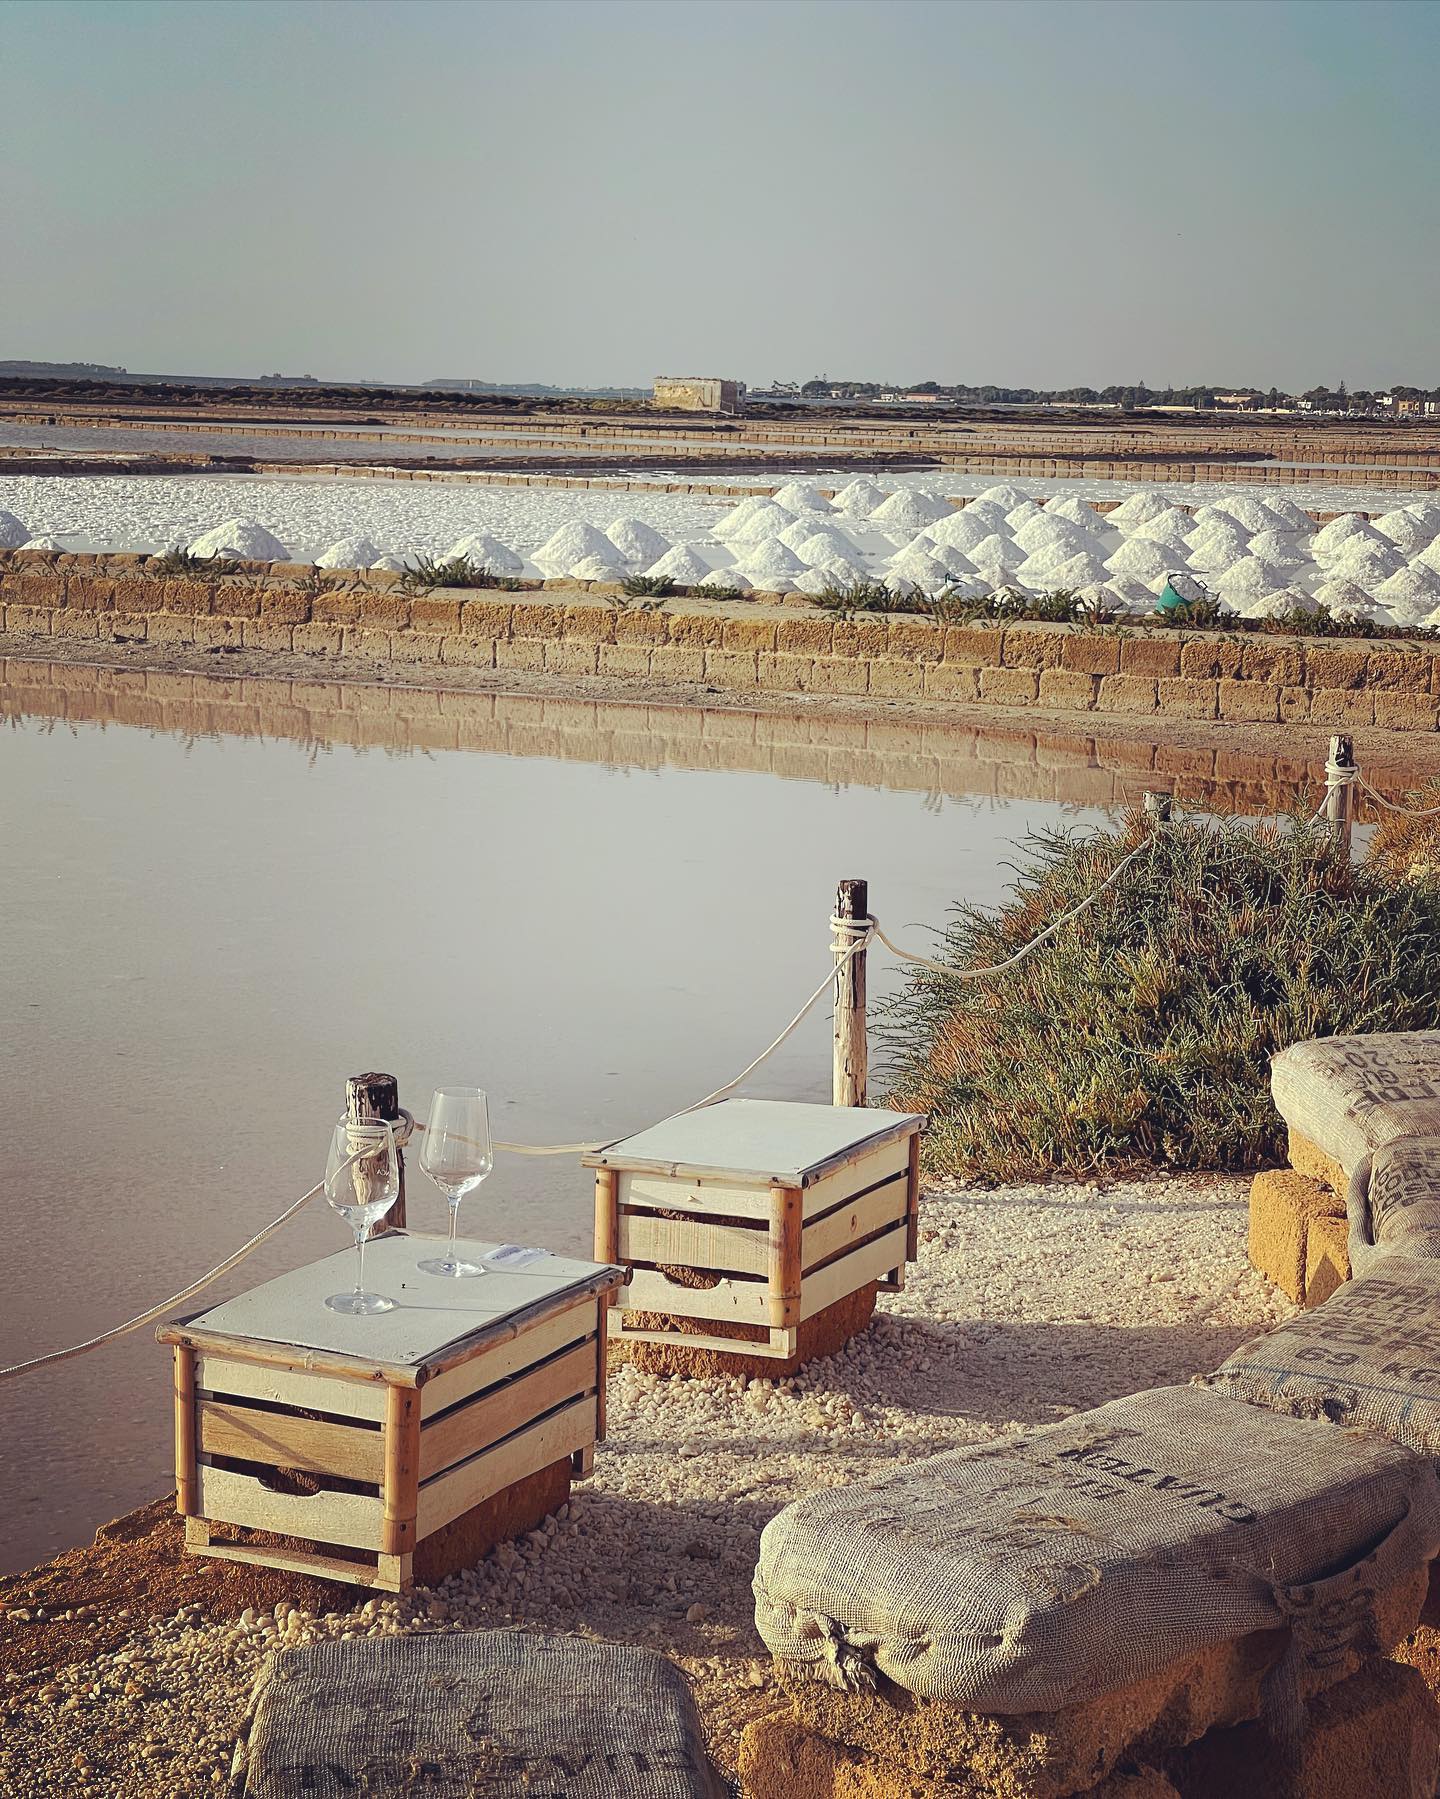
xmin=323 ymin=1117 xmax=400 ymax=1314
xmin=417 ymin=1087 xmax=493 ymax=1278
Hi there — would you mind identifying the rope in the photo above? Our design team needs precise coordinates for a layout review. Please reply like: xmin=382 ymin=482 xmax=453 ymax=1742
xmin=1357 ymin=773 xmax=1440 ymax=819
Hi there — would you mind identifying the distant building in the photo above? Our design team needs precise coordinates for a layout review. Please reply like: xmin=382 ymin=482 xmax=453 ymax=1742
xmin=900 ymin=391 xmax=945 ymax=405
xmin=652 ymin=376 xmax=743 ymax=414
xmin=1213 ymin=391 xmax=1261 ymax=411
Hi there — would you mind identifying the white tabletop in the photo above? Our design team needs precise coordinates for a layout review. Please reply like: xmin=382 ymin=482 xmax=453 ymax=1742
xmin=584 ymin=1098 xmax=923 ymax=1184
xmin=169 ymin=1234 xmax=621 ymax=1372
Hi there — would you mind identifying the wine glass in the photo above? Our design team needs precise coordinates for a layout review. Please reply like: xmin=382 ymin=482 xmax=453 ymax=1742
xmin=417 ymin=1087 xmax=493 ymax=1278
xmin=323 ymin=1117 xmax=400 ymax=1314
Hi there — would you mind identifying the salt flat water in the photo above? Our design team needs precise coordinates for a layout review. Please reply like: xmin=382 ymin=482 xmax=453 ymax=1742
xmin=0 ymin=663 xmax=1152 ymax=1573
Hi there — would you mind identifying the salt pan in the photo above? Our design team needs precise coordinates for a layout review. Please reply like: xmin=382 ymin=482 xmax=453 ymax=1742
xmin=605 ymin=517 xmax=671 ymax=565
xmin=447 ymin=533 xmax=524 ymax=572
xmin=188 ymin=518 xmax=289 ymax=561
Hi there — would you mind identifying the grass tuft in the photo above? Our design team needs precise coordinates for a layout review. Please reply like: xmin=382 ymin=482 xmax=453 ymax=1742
xmin=398 ymin=554 xmax=502 ymax=594
xmin=881 ymin=812 xmax=1440 ymax=1181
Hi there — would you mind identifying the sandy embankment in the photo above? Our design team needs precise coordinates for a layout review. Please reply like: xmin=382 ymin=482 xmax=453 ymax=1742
xmin=0 ymin=1173 xmax=1287 ymax=1798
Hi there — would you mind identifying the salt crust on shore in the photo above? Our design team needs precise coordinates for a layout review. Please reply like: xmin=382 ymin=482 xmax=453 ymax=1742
xmin=0 ymin=1173 xmax=1286 ymax=1798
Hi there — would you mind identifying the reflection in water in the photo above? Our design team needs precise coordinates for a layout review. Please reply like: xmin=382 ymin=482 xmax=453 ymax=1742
xmin=0 ymin=657 xmax=1324 ymax=1573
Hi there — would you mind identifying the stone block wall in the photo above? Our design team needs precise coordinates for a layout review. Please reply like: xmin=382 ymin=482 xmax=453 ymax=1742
xmin=3 ymin=551 xmax=1440 ymax=734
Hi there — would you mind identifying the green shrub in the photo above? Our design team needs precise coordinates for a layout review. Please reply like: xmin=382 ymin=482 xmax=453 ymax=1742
xmin=398 ymin=554 xmax=498 ymax=593
xmin=619 ymin=574 xmax=674 ymax=599
xmin=146 ymin=548 xmax=218 ymax=577
xmin=689 ymin=581 xmax=747 ymax=600
xmin=881 ymin=813 xmax=1440 ymax=1181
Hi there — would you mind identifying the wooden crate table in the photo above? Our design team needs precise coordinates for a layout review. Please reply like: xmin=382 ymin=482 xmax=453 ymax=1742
xmin=157 ymin=1236 xmax=622 ymax=1593
xmin=587 ymin=1099 xmax=924 ymax=1377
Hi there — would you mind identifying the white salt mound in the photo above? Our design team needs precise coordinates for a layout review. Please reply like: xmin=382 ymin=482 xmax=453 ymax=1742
xmin=1216 ymin=556 xmax=1293 ymax=599
xmin=1045 ymin=496 xmax=1111 ymax=534
xmin=770 ymin=481 xmax=833 ymax=514
xmin=605 ymin=518 xmax=671 ymax=564
xmin=1106 ymin=576 xmax=1162 ymax=613
xmin=645 ymin=544 xmax=714 ymax=583
xmin=1005 ymin=501 xmax=1046 ymax=529
xmin=188 ymin=518 xmax=289 ymax=561
xmin=794 ymin=567 xmax=842 ymax=596
xmin=1012 ymin=513 xmax=1091 ymax=555
xmin=736 ymin=539 xmax=806 ymax=579
xmin=534 ymin=520 xmax=618 ymax=566
xmin=1374 ymin=565 xmax=1440 ymax=623
xmin=1215 ymin=495 xmax=1288 ymax=534
xmin=1407 ymin=502 xmax=1440 ymax=532
xmin=0 ymin=511 xmax=30 ymax=549
xmin=1132 ymin=507 xmax=1198 ymax=549
xmin=728 ymin=502 xmax=799 ymax=544
xmin=1184 ymin=527 xmax=1251 ymax=573
xmin=1242 ymin=591 xmax=1312 ymax=620
xmin=941 ymin=574 xmax=991 ymax=600
xmin=447 ymin=533 xmax=524 ymax=572
xmin=1373 ymin=510 xmax=1436 ymax=554
xmin=370 ymin=554 xmax=409 ymax=573
xmin=1312 ymin=513 xmax=1383 ymax=558
xmin=1329 ymin=539 xmax=1405 ymax=582
xmin=870 ymin=489 xmax=952 ymax=528
xmin=1106 ymin=492 xmax=1172 ymax=528
xmin=886 ymin=549 xmax=953 ymax=592
xmin=712 ymin=497 xmax=770 ymax=540
xmin=1105 ymin=538 xmax=1175 ymax=581
xmin=797 ymin=534 xmax=867 ymax=574
xmin=1312 ymin=576 xmax=1375 ymax=613
xmin=1245 ymin=528 xmax=1310 ymax=566
xmin=777 ymin=518 xmax=854 ymax=554
xmin=698 ymin=568 xmax=751 ymax=592
xmin=831 ymin=479 xmax=889 ymax=518
xmin=954 ymin=500 xmax=1013 ymax=533
xmin=20 ymin=534 xmax=66 ymax=551
xmin=929 ymin=510 xmax=1006 ymax=554
xmin=1263 ymin=497 xmax=1315 ymax=533
xmin=1041 ymin=550 xmax=1112 ymax=589
xmin=967 ymin=533 xmax=1021 ymax=571
xmin=315 ymin=536 xmax=383 ymax=570
xmin=568 ymin=554 xmax=623 ymax=581
xmin=974 ymin=484 xmax=1032 ymax=511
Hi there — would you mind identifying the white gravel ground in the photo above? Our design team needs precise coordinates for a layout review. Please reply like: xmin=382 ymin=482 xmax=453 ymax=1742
xmin=0 ymin=1172 xmax=1289 ymax=1797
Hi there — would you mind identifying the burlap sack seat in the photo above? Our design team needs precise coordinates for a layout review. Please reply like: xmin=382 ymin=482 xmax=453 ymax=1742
xmin=229 ymin=1629 xmax=728 ymax=1798
xmin=1270 ymin=1032 xmax=1440 ymax=1186
xmin=1201 ymin=1261 xmax=1440 ymax=1453
xmin=753 ymin=1386 xmax=1440 ymax=1721
xmin=1347 ymin=1135 xmax=1440 ymax=1274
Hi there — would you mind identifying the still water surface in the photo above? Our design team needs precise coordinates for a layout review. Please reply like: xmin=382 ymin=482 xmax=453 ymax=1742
xmin=0 ymin=664 xmax=1303 ymax=1573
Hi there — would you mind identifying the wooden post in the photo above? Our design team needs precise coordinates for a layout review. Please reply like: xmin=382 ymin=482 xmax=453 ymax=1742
xmin=768 ymin=1184 xmax=804 ymax=1329
xmin=347 ymin=1072 xmax=405 ymax=1232
xmin=1325 ymin=734 xmax=1355 ymax=857
xmin=594 ymin=1168 xmax=619 ymax=1265
xmin=1142 ymin=791 xmax=1172 ymax=825
xmin=173 ymin=1345 xmax=197 ymax=1517
xmin=380 ymin=1382 xmax=420 ymax=1558
xmin=833 ymin=878 xmax=868 ymax=1109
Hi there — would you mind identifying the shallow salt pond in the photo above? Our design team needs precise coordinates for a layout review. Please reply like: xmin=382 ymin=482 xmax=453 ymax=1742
xmin=0 ymin=661 xmax=1323 ymax=1573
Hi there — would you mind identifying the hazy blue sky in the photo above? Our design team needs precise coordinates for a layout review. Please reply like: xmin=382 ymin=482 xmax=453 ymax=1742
xmin=4 ymin=0 xmax=1437 ymax=390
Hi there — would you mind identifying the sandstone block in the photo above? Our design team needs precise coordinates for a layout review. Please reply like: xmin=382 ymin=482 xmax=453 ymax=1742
xmin=885 ymin=619 xmax=947 ymax=664
xmin=407 ymin=596 xmax=462 ymax=632
xmin=598 ymin=643 xmax=652 ymax=678
xmin=777 ymin=617 xmax=835 ymax=655
xmin=1366 ymin=651 xmax=1434 ymax=693
xmin=4 ymin=605 xmax=52 ymax=633
xmin=62 ymin=575 xmax=114 ymax=612
xmin=1119 ymin=638 xmax=1182 ymax=679
xmin=703 ymin=648 xmax=760 ymax=689
xmin=1061 ymin=636 xmax=1121 ymax=677
xmin=387 ymin=631 xmax=445 ymax=665
xmin=1038 ymin=669 xmax=1100 ymax=709
xmin=193 ymin=616 xmax=242 ymax=648
xmin=1238 ymin=641 xmax=1302 ymax=684
xmin=242 ymin=621 xmax=295 ymax=653
xmin=1096 ymin=674 xmax=1158 ymax=713
xmin=311 ymin=593 xmax=363 ymax=625
xmin=758 ymin=652 xmax=814 ymax=692
xmin=1288 ymin=1130 xmax=1347 ymax=1195
xmin=0 ymin=572 xmax=62 ymax=607
xmin=832 ymin=619 xmax=890 ymax=658
xmin=1304 ymin=1213 xmax=1351 ymax=1308
xmin=614 ymin=609 xmax=669 ymax=644
xmin=212 ymin=583 xmax=260 ymax=618
xmin=260 ymin=590 xmax=310 ymax=625
xmin=1279 ymin=686 xmax=1312 ymax=724
xmin=942 ymin=625 xmax=1005 ymax=668
xmin=1216 ymin=679 xmax=1279 ymax=722
xmin=1309 ymin=689 xmax=1376 ymax=727
xmin=868 ymin=659 xmax=925 ymax=698
xmin=563 ymin=603 xmax=616 ymax=644
xmin=805 ymin=656 xmax=870 ymax=695
xmin=292 ymin=622 xmax=343 ymax=655
xmin=1374 ymin=690 xmax=1440 ymax=732
xmin=641 ymin=644 xmax=703 ymax=683
xmin=51 ymin=610 xmax=99 ymax=639
xmin=667 ymin=611 xmax=727 ymax=648
xmin=543 ymin=640 xmax=599 ymax=676
xmin=1248 ymin=1167 xmax=1345 ymax=1303
xmin=1179 ymin=639 xmax=1243 ymax=681
xmin=1305 ymin=647 xmax=1370 ymax=691
xmin=439 ymin=635 xmax=496 ymax=668
xmin=494 ymin=637 xmax=546 ymax=673
xmin=1166 ymin=1659 xmax=1439 ymax=1799
xmin=923 ymin=663 xmax=979 ymax=701
xmin=1157 ymin=678 xmax=1219 ymax=720
xmin=999 ymin=627 xmax=1065 ymax=671
xmin=722 ymin=616 xmax=778 ymax=652
xmin=980 ymin=666 xmax=1040 ymax=706
xmin=458 ymin=598 xmax=514 ymax=638
xmin=345 ymin=628 xmax=393 ymax=660
xmin=355 ymin=594 xmax=409 ymax=630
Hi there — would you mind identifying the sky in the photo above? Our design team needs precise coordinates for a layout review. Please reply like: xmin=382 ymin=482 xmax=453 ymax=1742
xmin=3 ymin=0 xmax=1438 ymax=392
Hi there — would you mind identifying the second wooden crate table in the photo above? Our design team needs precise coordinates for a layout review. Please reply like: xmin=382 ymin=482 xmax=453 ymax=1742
xmin=587 ymin=1099 xmax=924 ymax=1376
xmin=157 ymin=1235 xmax=623 ymax=1592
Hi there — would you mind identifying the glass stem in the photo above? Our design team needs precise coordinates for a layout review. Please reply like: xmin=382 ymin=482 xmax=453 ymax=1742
xmin=355 ymin=1226 xmax=367 ymax=1298
xmin=447 ymin=1197 xmax=460 ymax=1268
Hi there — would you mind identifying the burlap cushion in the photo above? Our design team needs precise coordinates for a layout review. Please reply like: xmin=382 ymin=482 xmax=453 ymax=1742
xmin=1270 ymin=1032 xmax=1440 ymax=1179
xmin=1347 ymin=1135 xmax=1440 ymax=1274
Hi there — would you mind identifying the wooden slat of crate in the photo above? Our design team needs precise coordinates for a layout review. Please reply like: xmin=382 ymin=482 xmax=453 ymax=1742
xmin=197 ymin=1399 xmax=384 ymax=1484
xmin=185 ymin=1525 xmax=385 ymax=1590
xmin=419 ymin=1305 xmax=594 ymax=1420
xmin=621 ymin=1268 xmax=773 ymax=1327
xmin=416 ymin=1395 xmax=595 ymax=1538
xmin=419 ymin=1340 xmax=596 ymax=1482
xmin=194 ymin=1352 xmax=388 ymax=1422
xmin=801 ymin=1138 xmax=910 ymax=1221
xmin=802 ymin=1176 xmax=909 ymax=1272
xmin=620 ymin=1172 xmax=773 ymax=1221
xmin=620 ymin=1211 xmax=768 ymax=1278
xmin=799 ymin=1222 xmax=909 ymax=1322
xmin=198 ymin=1463 xmax=384 ymax=1552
